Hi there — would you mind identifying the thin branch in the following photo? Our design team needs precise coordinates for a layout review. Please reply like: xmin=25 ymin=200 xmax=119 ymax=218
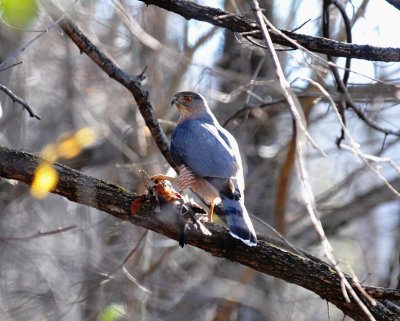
xmin=41 ymin=3 xmax=178 ymax=172
xmin=323 ymin=0 xmax=352 ymax=144
xmin=139 ymin=0 xmax=400 ymax=62
xmin=348 ymin=103 xmax=400 ymax=137
xmin=239 ymin=1 xmax=400 ymax=138
xmin=0 ymin=84 xmax=41 ymax=119
xmin=249 ymin=7 xmax=325 ymax=156
xmin=0 ymin=225 xmax=76 ymax=241
xmin=322 ymin=1 xmax=400 ymax=141
xmin=302 ymin=77 xmax=400 ymax=198
xmin=292 ymin=176 xmax=400 ymax=245
xmin=0 ymin=0 xmax=78 ymax=72
xmin=332 ymin=0 xmax=352 ymax=85
xmin=0 ymin=145 xmax=399 ymax=320
xmin=0 ymin=61 xmax=23 ymax=72
xmin=247 ymin=1 xmax=377 ymax=320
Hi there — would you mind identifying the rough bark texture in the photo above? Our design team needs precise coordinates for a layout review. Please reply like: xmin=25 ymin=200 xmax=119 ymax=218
xmin=5 ymin=2 xmax=399 ymax=320
xmin=52 ymin=15 xmax=177 ymax=172
xmin=139 ymin=0 xmax=400 ymax=62
xmin=0 ymin=146 xmax=399 ymax=321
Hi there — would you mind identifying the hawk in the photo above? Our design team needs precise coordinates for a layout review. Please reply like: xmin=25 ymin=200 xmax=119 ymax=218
xmin=170 ymin=91 xmax=257 ymax=246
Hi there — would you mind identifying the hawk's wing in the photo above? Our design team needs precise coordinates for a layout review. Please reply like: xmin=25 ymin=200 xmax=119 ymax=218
xmin=171 ymin=120 xmax=240 ymax=179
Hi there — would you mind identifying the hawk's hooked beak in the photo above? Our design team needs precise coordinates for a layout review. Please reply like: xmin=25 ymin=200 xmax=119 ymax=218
xmin=171 ymin=95 xmax=185 ymax=116
xmin=171 ymin=96 xmax=177 ymax=106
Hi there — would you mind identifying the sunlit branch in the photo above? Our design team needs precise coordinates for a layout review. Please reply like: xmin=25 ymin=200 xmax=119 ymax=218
xmin=247 ymin=0 xmax=379 ymax=320
xmin=139 ymin=0 xmax=400 ymax=62
xmin=218 ymin=1 xmax=400 ymax=138
xmin=0 ymin=145 xmax=399 ymax=320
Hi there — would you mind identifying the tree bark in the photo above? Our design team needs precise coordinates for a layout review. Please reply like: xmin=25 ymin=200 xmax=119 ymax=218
xmin=8 ymin=2 xmax=400 ymax=320
xmin=139 ymin=0 xmax=400 ymax=62
xmin=0 ymin=146 xmax=399 ymax=321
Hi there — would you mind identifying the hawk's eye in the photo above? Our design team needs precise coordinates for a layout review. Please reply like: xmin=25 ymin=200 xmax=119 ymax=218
xmin=184 ymin=96 xmax=192 ymax=103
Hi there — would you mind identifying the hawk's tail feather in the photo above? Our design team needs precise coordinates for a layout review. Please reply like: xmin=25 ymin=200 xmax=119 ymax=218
xmin=221 ymin=196 xmax=257 ymax=246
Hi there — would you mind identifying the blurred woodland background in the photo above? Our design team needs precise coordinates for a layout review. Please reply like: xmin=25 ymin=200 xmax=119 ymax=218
xmin=0 ymin=0 xmax=400 ymax=320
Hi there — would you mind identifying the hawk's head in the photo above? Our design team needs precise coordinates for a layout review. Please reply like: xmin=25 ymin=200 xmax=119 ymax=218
xmin=171 ymin=91 xmax=210 ymax=121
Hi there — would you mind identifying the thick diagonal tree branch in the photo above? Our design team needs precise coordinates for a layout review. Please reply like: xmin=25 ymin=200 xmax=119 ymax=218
xmin=0 ymin=146 xmax=399 ymax=321
xmin=29 ymin=3 xmax=399 ymax=320
xmin=139 ymin=0 xmax=400 ymax=62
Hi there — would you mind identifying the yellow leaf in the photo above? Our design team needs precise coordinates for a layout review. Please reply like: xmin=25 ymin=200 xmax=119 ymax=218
xmin=56 ymin=127 xmax=96 ymax=160
xmin=74 ymin=127 xmax=96 ymax=147
xmin=56 ymin=138 xmax=81 ymax=159
xmin=39 ymin=127 xmax=97 ymax=162
xmin=31 ymin=163 xmax=58 ymax=199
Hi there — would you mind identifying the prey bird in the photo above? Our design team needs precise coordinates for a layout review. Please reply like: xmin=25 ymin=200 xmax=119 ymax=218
xmin=132 ymin=170 xmax=211 ymax=247
xmin=169 ymin=91 xmax=257 ymax=246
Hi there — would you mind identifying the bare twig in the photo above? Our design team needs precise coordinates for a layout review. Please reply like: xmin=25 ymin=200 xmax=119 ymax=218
xmin=0 ymin=0 xmax=78 ymax=71
xmin=0 ymin=225 xmax=76 ymax=241
xmin=300 ymin=77 xmax=400 ymax=198
xmin=241 ymin=1 xmax=400 ymax=138
xmin=247 ymin=1 xmax=378 ymax=320
xmin=41 ymin=3 xmax=178 ymax=172
xmin=321 ymin=1 xmax=400 ymax=140
xmin=0 ymin=84 xmax=41 ymax=119
xmin=323 ymin=0 xmax=353 ymax=144
xmin=348 ymin=102 xmax=400 ymax=137
xmin=0 ymin=61 xmax=23 ymax=73
xmin=139 ymin=0 xmax=400 ymax=62
xmin=247 ymin=4 xmax=325 ymax=155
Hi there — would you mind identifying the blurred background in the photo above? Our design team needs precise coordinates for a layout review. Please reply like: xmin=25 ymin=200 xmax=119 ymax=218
xmin=0 ymin=0 xmax=399 ymax=320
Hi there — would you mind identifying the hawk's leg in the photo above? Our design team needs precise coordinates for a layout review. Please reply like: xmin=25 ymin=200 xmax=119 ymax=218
xmin=208 ymin=203 xmax=215 ymax=223
xmin=179 ymin=165 xmax=218 ymax=223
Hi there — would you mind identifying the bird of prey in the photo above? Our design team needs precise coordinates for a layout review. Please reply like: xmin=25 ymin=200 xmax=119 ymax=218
xmin=170 ymin=91 xmax=257 ymax=246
